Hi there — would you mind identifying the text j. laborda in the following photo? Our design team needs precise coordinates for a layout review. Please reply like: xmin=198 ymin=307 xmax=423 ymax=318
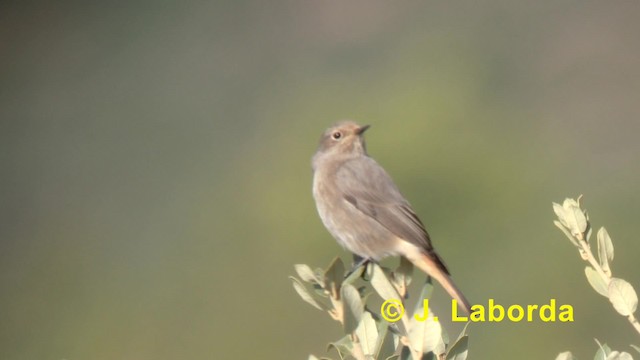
xmin=380 ymin=299 xmax=574 ymax=323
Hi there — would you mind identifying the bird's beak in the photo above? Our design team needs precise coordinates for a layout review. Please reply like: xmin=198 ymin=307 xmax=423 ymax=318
xmin=355 ymin=124 xmax=370 ymax=135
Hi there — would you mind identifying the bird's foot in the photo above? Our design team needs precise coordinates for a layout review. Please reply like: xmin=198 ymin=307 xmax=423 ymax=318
xmin=343 ymin=257 xmax=371 ymax=282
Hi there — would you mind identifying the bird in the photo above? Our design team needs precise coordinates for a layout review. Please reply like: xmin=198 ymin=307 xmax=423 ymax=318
xmin=311 ymin=120 xmax=471 ymax=314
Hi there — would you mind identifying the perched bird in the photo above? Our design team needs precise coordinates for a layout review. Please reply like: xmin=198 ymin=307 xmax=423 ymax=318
xmin=312 ymin=121 xmax=471 ymax=314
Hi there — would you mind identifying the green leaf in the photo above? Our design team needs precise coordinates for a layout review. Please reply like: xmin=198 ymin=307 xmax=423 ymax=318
xmin=370 ymin=263 xmax=401 ymax=301
xmin=455 ymin=321 xmax=471 ymax=341
xmin=595 ymin=339 xmax=612 ymax=360
xmin=562 ymin=198 xmax=588 ymax=236
xmin=413 ymin=279 xmax=435 ymax=315
xmin=554 ymin=351 xmax=575 ymax=360
xmin=325 ymin=257 xmax=345 ymax=298
xmin=314 ymin=268 xmax=326 ymax=286
xmin=374 ymin=321 xmax=396 ymax=360
xmin=296 ymin=264 xmax=320 ymax=283
xmin=553 ymin=220 xmax=580 ymax=247
xmin=343 ymin=263 xmax=366 ymax=285
xmin=606 ymin=351 xmax=633 ymax=360
xmin=355 ymin=311 xmax=379 ymax=357
xmin=608 ymin=278 xmax=638 ymax=316
xmin=446 ymin=320 xmax=470 ymax=360
xmin=409 ymin=284 xmax=445 ymax=356
xmin=341 ymin=283 xmax=364 ymax=334
xmin=445 ymin=335 xmax=468 ymax=360
xmin=327 ymin=335 xmax=353 ymax=360
xmin=597 ymin=227 xmax=614 ymax=275
xmin=585 ymin=266 xmax=609 ymax=297
xmin=553 ymin=198 xmax=588 ymax=239
xmin=553 ymin=202 xmax=567 ymax=224
xmin=312 ymin=283 xmax=329 ymax=298
xmin=291 ymin=277 xmax=327 ymax=311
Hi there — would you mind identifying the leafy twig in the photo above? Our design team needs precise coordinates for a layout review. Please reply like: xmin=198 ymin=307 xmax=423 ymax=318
xmin=553 ymin=196 xmax=640 ymax=359
xmin=292 ymin=257 xmax=470 ymax=360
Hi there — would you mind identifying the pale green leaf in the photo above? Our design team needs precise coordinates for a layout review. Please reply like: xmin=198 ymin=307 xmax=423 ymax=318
xmin=553 ymin=202 xmax=567 ymax=224
xmin=312 ymin=283 xmax=329 ymax=298
xmin=562 ymin=198 xmax=587 ymax=236
xmin=327 ymin=335 xmax=352 ymax=360
xmin=314 ymin=268 xmax=326 ymax=287
xmin=446 ymin=319 xmax=470 ymax=360
xmin=595 ymin=339 xmax=611 ymax=360
xmin=341 ymin=283 xmax=364 ymax=334
xmin=606 ymin=351 xmax=633 ymax=360
xmin=409 ymin=289 xmax=445 ymax=356
xmin=374 ymin=321 xmax=396 ymax=360
xmin=445 ymin=335 xmax=468 ymax=360
xmin=355 ymin=311 xmax=379 ymax=357
xmin=291 ymin=277 xmax=326 ymax=311
xmin=608 ymin=278 xmax=638 ymax=316
xmin=413 ymin=279 xmax=434 ymax=315
xmin=370 ymin=263 xmax=401 ymax=301
xmin=555 ymin=351 xmax=575 ymax=360
xmin=343 ymin=263 xmax=366 ymax=285
xmin=455 ymin=321 xmax=471 ymax=341
xmin=296 ymin=264 xmax=320 ymax=283
xmin=630 ymin=344 xmax=640 ymax=354
xmin=597 ymin=227 xmax=614 ymax=274
xmin=585 ymin=266 xmax=609 ymax=297
xmin=554 ymin=220 xmax=580 ymax=247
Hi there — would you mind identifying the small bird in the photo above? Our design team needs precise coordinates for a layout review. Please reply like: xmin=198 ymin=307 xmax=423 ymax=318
xmin=312 ymin=121 xmax=471 ymax=314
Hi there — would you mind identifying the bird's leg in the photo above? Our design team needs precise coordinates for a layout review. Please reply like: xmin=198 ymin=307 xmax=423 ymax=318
xmin=352 ymin=255 xmax=371 ymax=270
xmin=344 ymin=255 xmax=371 ymax=280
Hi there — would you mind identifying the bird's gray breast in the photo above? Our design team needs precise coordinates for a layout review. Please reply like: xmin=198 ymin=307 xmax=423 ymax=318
xmin=312 ymin=158 xmax=399 ymax=260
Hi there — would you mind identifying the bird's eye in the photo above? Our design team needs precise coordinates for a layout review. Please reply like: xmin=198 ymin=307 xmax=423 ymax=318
xmin=332 ymin=131 xmax=342 ymax=140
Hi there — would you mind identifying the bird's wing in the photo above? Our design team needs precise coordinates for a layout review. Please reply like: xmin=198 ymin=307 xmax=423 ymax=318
xmin=336 ymin=156 xmax=450 ymax=274
xmin=336 ymin=157 xmax=434 ymax=251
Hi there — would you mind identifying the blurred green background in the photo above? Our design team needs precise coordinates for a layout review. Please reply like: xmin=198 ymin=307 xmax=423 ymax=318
xmin=2 ymin=1 xmax=640 ymax=359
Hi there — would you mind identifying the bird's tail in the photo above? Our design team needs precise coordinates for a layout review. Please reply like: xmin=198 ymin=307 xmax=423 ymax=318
xmin=408 ymin=252 xmax=472 ymax=315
